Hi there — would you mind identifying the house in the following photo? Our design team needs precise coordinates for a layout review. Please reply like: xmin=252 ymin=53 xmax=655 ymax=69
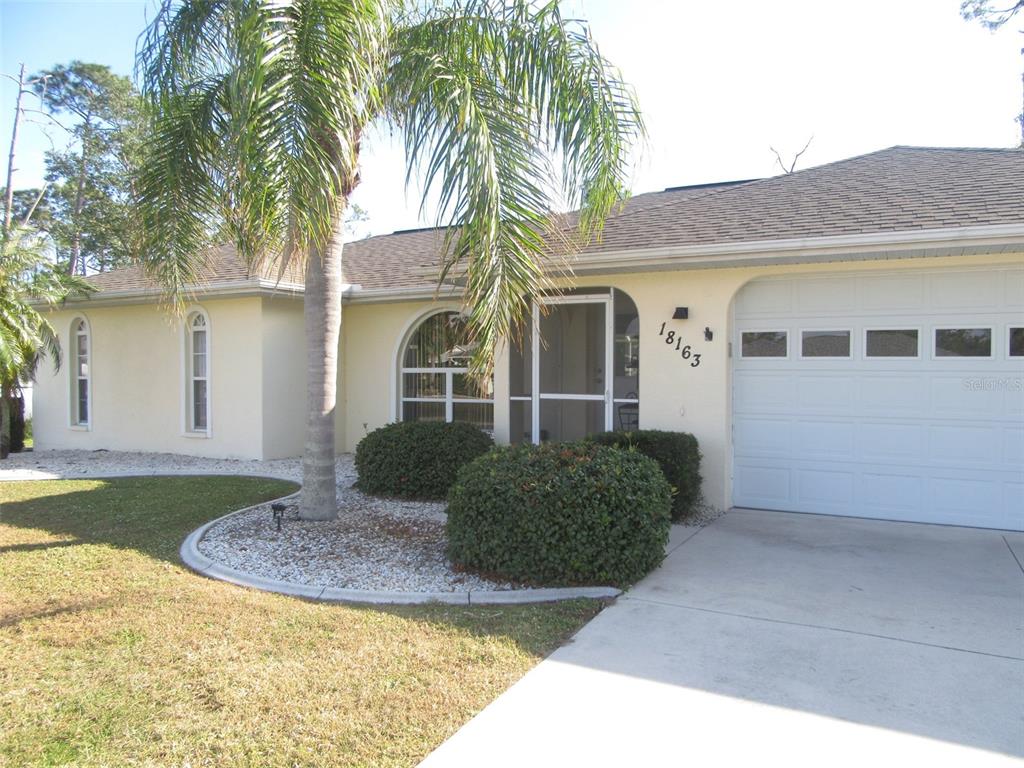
xmin=31 ymin=146 xmax=1024 ymax=531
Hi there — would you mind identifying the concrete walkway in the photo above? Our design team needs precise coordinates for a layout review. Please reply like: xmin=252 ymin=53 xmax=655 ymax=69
xmin=421 ymin=510 xmax=1024 ymax=767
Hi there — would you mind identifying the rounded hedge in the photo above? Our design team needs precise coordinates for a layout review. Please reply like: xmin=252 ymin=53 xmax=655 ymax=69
xmin=587 ymin=430 xmax=702 ymax=521
xmin=447 ymin=442 xmax=672 ymax=587
xmin=355 ymin=420 xmax=494 ymax=500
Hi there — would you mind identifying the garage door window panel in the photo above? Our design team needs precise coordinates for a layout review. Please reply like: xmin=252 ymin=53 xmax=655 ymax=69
xmin=865 ymin=328 xmax=920 ymax=358
xmin=934 ymin=328 xmax=993 ymax=358
xmin=801 ymin=330 xmax=851 ymax=358
xmin=741 ymin=331 xmax=788 ymax=358
xmin=1009 ymin=327 xmax=1024 ymax=357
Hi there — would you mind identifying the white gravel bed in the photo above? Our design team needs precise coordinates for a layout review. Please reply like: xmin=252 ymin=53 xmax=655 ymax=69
xmin=682 ymin=499 xmax=727 ymax=528
xmin=198 ymin=492 xmax=518 ymax=593
xmin=0 ymin=448 xmax=307 ymax=485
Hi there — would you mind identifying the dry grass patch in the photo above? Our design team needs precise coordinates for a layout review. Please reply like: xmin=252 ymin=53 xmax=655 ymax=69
xmin=0 ymin=477 xmax=602 ymax=767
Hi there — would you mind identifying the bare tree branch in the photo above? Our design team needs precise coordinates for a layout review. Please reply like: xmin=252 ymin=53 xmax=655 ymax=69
xmin=20 ymin=183 xmax=49 ymax=228
xmin=769 ymin=135 xmax=814 ymax=174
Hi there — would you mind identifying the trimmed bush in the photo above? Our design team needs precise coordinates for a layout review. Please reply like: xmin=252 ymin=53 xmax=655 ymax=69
xmin=355 ymin=420 xmax=493 ymax=500
xmin=447 ymin=442 xmax=672 ymax=587
xmin=587 ymin=430 xmax=701 ymax=521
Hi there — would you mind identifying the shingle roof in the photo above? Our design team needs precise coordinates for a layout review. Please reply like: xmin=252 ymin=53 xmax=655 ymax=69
xmin=84 ymin=146 xmax=1024 ymax=297
xmin=84 ymin=245 xmax=252 ymax=293
xmin=572 ymin=146 xmax=1024 ymax=255
xmin=340 ymin=179 xmax=749 ymax=291
xmin=84 ymin=243 xmax=304 ymax=295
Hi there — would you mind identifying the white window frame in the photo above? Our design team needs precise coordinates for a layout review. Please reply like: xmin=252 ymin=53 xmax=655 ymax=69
xmin=531 ymin=293 xmax=613 ymax=443
xmin=798 ymin=328 xmax=853 ymax=360
xmin=514 ymin=289 xmax=639 ymax=444
xmin=398 ymin=310 xmax=494 ymax=428
xmin=862 ymin=327 xmax=921 ymax=360
xmin=931 ymin=325 xmax=995 ymax=360
xmin=183 ymin=309 xmax=211 ymax=436
xmin=738 ymin=329 xmax=789 ymax=359
xmin=69 ymin=316 xmax=91 ymax=429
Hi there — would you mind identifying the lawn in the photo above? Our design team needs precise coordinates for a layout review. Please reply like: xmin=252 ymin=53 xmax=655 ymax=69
xmin=0 ymin=476 xmax=602 ymax=767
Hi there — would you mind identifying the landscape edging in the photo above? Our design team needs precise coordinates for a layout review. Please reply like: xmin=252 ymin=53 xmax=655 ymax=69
xmin=181 ymin=513 xmax=621 ymax=605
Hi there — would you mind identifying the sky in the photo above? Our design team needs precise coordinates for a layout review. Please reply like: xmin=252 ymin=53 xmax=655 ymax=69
xmin=1 ymin=0 xmax=1022 ymax=241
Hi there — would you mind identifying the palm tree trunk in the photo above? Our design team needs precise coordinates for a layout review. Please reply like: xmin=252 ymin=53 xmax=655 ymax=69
xmin=299 ymin=211 xmax=345 ymax=521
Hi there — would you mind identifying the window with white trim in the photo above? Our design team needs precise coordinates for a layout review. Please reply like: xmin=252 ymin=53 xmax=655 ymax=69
xmin=70 ymin=318 xmax=90 ymax=426
xmin=801 ymin=330 xmax=851 ymax=358
xmin=186 ymin=312 xmax=210 ymax=432
xmin=865 ymin=328 xmax=919 ymax=358
xmin=935 ymin=327 xmax=992 ymax=358
xmin=400 ymin=312 xmax=493 ymax=430
xmin=740 ymin=330 xmax=787 ymax=358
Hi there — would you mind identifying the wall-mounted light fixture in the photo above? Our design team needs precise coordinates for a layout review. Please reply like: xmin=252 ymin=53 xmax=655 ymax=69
xmin=705 ymin=327 xmax=714 ymax=342
xmin=672 ymin=307 xmax=689 ymax=320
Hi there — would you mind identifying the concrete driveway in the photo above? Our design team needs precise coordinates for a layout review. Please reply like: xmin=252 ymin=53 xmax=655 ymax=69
xmin=421 ymin=510 xmax=1024 ymax=767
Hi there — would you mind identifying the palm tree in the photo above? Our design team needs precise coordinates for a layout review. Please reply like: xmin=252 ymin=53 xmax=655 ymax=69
xmin=0 ymin=229 xmax=93 ymax=457
xmin=136 ymin=0 xmax=643 ymax=521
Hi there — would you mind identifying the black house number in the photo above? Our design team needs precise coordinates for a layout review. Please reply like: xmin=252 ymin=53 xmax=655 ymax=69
xmin=658 ymin=322 xmax=702 ymax=367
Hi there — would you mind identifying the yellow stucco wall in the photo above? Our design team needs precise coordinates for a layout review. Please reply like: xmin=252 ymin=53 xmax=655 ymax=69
xmin=34 ymin=297 xmax=266 ymax=459
xmin=338 ymin=298 xmax=461 ymax=452
xmin=260 ymin=296 xmax=306 ymax=459
xmin=31 ymin=251 xmax=1024 ymax=505
xmin=339 ymin=252 xmax=1024 ymax=513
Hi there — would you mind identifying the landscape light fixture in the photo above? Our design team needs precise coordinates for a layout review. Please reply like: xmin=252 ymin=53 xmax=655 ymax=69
xmin=272 ymin=502 xmax=287 ymax=531
xmin=672 ymin=307 xmax=689 ymax=320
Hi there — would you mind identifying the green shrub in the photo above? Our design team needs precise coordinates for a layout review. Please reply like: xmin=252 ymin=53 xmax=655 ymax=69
xmin=355 ymin=420 xmax=493 ymax=500
xmin=587 ymin=430 xmax=701 ymax=521
xmin=447 ymin=442 xmax=672 ymax=587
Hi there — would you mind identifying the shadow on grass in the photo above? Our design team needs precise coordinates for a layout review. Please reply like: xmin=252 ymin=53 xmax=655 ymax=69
xmin=0 ymin=598 xmax=115 ymax=629
xmin=0 ymin=475 xmax=299 ymax=564
xmin=0 ymin=475 xmax=604 ymax=656
xmin=0 ymin=538 xmax=82 ymax=554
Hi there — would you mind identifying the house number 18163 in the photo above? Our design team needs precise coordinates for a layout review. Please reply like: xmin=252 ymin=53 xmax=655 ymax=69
xmin=658 ymin=322 xmax=702 ymax=367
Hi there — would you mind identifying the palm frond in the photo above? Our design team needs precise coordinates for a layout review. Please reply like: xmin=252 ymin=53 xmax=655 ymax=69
xmin=386 ymin=0 xmax=643 ymax=374
xmin=137 ymin=0 xmax=392 ymax=301
xmin=0 ymin=229 xmax=93 ymax=386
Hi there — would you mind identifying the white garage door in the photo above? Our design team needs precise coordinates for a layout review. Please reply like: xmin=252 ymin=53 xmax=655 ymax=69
xmin=732 ymin=266 xmax=1024 ymax=531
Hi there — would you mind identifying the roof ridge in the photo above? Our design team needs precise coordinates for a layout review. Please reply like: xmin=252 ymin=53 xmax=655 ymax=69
xmin=662 ymin=178 xmax=759 ymax=192
xmin=387 ymin=225 xmax=447 ymax=236
xmin=889 ymin=144 xmax=1023 ymax=153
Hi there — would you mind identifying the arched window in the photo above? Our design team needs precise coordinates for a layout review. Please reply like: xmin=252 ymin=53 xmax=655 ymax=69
xmin=70 ymin=317 xmax=90 ymax=426
xmin=186 ymin=311 xmax=210 ymax=433
xmin=400 ymin=311 xmax=493 ymax=430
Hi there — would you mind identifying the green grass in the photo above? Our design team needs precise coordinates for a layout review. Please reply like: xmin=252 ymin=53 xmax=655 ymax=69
xmin=0 ymin=476 xmax=602 ymax=767
xmin=22 ymin=417 xmax=32 ymax=449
